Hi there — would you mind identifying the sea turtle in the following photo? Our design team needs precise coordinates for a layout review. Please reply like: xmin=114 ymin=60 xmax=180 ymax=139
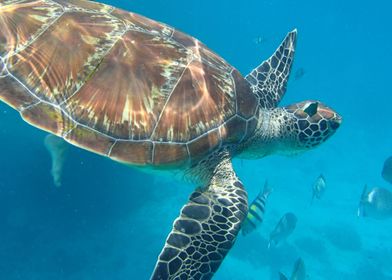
xmin=0 ymin=0 xmax=342 ymax=279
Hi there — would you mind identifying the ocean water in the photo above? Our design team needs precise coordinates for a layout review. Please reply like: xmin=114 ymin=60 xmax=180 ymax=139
xmin=0 ymin=0 xmax=391 ymax=279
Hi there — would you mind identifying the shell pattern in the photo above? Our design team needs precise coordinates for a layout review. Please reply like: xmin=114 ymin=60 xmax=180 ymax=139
xmin=0 ymin=0 xmax=258 ymax=166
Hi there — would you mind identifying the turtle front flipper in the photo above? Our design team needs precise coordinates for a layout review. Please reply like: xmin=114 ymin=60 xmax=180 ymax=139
xmin=246 ymin=29 xmax=297 ymax=109
xmin=151 ymin=153 xmax=248 ymax=280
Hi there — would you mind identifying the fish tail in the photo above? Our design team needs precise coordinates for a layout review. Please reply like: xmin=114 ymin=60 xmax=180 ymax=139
xmin=260 ymin=180 xmax=273 ymax=198
xmin=241 ymin=219 xmax=255 ymax=236
xmin=310 ymin=192 xmax=315 ymax=205
xmin=360 ymin=185 xmax=368 ymax=200
xmin=241 ymin=228 xmax=248 ymax=236
xmin=357 ymin=207 xmax=362 ymax=217
xmin=279 ymin=272 xmax=288 ymax=280
xmin=293 ymin=257 xmax=304 ymax=273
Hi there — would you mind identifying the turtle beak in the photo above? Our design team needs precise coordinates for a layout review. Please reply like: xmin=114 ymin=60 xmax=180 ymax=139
xmin=329 ymin=113 xmax=342 ymax=131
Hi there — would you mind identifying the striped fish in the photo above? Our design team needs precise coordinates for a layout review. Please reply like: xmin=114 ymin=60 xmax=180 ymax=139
xmin=242 ymin=181 xmax=273 ymax=236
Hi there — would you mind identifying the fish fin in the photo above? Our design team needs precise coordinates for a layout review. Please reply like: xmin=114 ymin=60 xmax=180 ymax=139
xmin=292 ymin=258 xmax=305 ymax=278
xmin=259 ymin=180 xmax=273 ymax=197
xmin=310 ymin=193 xmax=315 ymax=205
xmin=358 ymin=185 xmax=368 ymax=217
xmin=241 ymin=218 xmax=254 ymax=236
xmin=279 ymin=272 xmax=288 ymax=280
xmin=360 ymin=185 xmax=368 ymax=200
xmin=357 ymin=208 xmax=362 ymax=217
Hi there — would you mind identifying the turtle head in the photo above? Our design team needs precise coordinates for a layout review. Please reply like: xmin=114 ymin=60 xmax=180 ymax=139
xmin=239 ymin=100 xmax=341 ymax=159
xmin=284 ymin=100 xmax=342 ymax=151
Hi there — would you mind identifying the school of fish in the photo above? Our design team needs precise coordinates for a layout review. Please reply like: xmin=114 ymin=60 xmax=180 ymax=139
xmin=42 ymin=135 xmax=392 ymax=278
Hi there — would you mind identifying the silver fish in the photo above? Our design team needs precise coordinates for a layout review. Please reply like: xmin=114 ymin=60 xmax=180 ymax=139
xmin=294 ymin=68 xmax=305 ymax=80
xmin=382 ymin=156 xmax=392 ymax=184
xmin=311 ymin=174 xmax=326 ymax=204
xmin=279 ymin=258 xmax=306 ymax=280
xmin=253 ymin=36 xmax=267 ymax=45
xmin=242 ymin=181 xmax=273 ymax=236
xmin=269 ymin=212 xmax=297 ymax=248
xmin=358 ymin=185 xmax=392 ymax=219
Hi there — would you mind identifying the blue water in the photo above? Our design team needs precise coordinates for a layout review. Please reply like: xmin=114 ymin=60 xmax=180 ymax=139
xmin=1 ymin=0 xmax=391 ymax=279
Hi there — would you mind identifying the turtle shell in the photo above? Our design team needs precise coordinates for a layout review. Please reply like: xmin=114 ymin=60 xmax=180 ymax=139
xmin=0 ymin=0 xmax=258 ymax=166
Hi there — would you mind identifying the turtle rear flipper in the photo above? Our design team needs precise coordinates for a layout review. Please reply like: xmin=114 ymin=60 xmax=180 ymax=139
xmin=246 ymin=29 xmax=297 ymax=109
xmin=151 ymin=152 xmax=248 ymax=280
xmin=44 ymin=134 xmax=68 ymax=187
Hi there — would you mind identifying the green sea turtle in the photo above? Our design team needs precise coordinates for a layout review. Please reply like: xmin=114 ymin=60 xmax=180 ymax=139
xmin=0 ymin=0 xmax=341 ymax=279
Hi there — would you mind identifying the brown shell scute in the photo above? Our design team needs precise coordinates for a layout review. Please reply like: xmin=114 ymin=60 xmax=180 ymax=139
xmin=65 ymin=28 xmax=190 ymax=140
xmin=220 ymin=116 xmax=247 ymax=144
xmin=21 ymin=102 xmax=75 ymax=135
xmin=231 ymin=69 xmax=258 ymax=119
xmin=110 ymin=141 xmax=153 ymax=165
xmin=187 ymin=129 xmax=221 ymax=159
xmin=0 ymin=73 xmax=37 ymax=109
xmin=0 ymin=0 xmax=63 ymax=56
xmin=51 ymin=0 xmax=113 ymax=13
xmin=111 ymin=7 xmax=173 ymax=37
xmin=153 ymin=143 xmax=188 ymax=165
xmin=65 ymin=125 xmax=115 ymax=155
xmin=7 ymin=10 xmax=125 ymax=104
xmin=151 ymin=59 xmax=235 ymax=143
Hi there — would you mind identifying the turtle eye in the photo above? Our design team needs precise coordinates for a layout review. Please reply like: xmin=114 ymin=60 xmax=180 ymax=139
xmin=303 ymin=102 xmax=319 ymax=117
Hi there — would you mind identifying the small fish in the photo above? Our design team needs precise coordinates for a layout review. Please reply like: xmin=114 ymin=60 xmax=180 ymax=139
xmin=242 ymin=181 xmax=273 ymax=236
xmin=253 ymin=36 xmax=266 ymax=45
xmin=269 ymin=212 xmax=297 ymax=247
xmin=311 ymin=174 xmax=326 ymax=204
xmin=44 ymin=134 xmax=68 ymax=188
xmin=382 ymin=156 xmax=392 ymax=184
xmin=294 ymin=68 xmax=305 ymax=80
xmin=358 ymin=185 xmax=392 ymax=219
xmin=279 ymin=258 xmax=306 ymax=280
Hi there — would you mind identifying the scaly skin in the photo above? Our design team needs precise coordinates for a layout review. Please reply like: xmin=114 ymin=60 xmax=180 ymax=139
xmin=240 ymin=102 xmax=341 ymax=159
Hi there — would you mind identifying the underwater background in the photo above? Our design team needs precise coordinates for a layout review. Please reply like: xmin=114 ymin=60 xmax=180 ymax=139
xmin=0 ymin=0 xmax=391 ymax=279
